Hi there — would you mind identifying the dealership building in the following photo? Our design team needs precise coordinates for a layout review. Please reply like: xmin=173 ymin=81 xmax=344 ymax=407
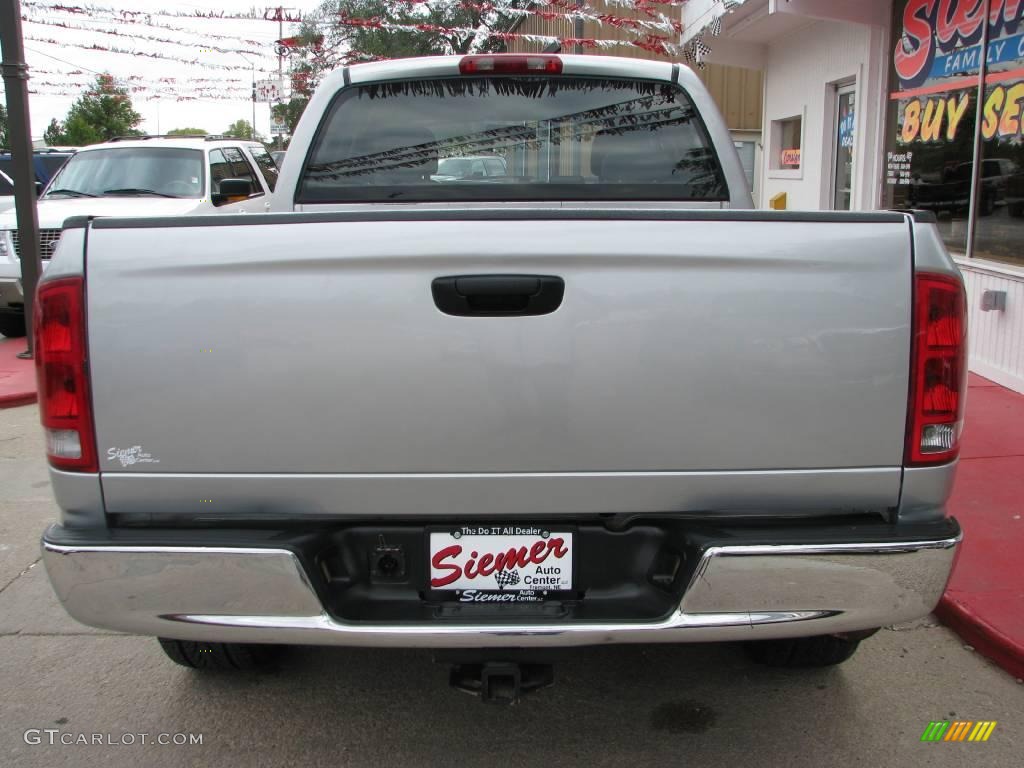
xmin=677 ymin=0 xmax=1024 ymax=394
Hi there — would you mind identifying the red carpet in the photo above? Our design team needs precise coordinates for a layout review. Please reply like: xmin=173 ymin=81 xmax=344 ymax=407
xmin=0 ymin=337 xmax=36 ymax=408
xmin=937 ymin=373 xmax=1024 ymax=680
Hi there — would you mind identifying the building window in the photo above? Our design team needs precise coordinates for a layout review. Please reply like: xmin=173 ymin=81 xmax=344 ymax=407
xmin=770 ymin=115 xmax=802 ymax=173
xmin=884 ymin=0 xmax=1024 ymax=268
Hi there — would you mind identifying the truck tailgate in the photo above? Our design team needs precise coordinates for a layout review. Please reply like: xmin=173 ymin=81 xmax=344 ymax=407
xmin=86 ymin=211 xmax=913 ymax=517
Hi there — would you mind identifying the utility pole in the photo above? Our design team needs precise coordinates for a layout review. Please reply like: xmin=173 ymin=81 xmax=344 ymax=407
xmin=574 ymin=0 xmax=583 ymax=55
xmin=252 ymin=64 xmax=257 ymax=140
xmin=278 ymin=9 xmax=283 ymax=150
xmin=239 ymin=53 xmax=257 ymax=140
xmin=273 ymin=6 xmax=286 ymax=151
xmin=267 ymin=5 xmax=295 ymax=150
xmin=0 ymin=0 xmax=42 ymax=357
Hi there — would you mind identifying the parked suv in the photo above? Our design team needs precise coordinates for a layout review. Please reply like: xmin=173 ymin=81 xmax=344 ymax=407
xmin=0 ymin=136 xmax=278 ymax=337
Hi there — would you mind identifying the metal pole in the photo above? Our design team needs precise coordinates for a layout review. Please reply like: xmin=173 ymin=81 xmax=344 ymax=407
xmin=966 ymin=0 xmax=992 ymax=260
xmin=574 ymin=0 xmax=583 ymax=55
xmin=239 ymin=53 xmax=257 ymax=141
xmin=277 ymin=9 xmax=284 ymax=151
xmin=0 ymin=0 xmax=42 ymax=357
xmin=252 ymin=64 xmax=257 ymax=141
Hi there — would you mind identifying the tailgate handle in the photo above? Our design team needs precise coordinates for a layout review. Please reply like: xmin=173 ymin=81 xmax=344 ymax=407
xmin=432 ymin=275 xmax=564 ymax=316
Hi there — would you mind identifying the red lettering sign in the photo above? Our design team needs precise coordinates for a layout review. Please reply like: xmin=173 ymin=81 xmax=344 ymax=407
xmin=894 ymin=0 xmax=1024 ymax=89
xmin=429 ymin=537 xmax=570 ymax=588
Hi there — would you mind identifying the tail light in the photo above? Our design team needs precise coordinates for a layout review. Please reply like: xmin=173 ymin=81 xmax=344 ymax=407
xmin=906 ymin=272 xmax=967 ymax=466
xmin=34 ymin=277 xmax=97 ymax=472
xmin=459 ymin=55 xmax=562 ymax=75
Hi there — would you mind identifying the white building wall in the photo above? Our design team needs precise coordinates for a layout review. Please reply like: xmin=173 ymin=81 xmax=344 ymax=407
xmin=957 ymin=261 xmax=1024 ymax=395
xmin=760 ymin=18 xmax=888 ymax=211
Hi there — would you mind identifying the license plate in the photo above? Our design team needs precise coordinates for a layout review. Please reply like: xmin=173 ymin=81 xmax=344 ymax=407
xmin=428 ymin=526 xmax=574 ymax=603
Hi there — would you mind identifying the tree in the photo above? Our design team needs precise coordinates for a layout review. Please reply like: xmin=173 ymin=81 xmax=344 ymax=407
xmin=0 ymin=104 xmax=8 ymax=148
xmin=314 ymin=0 xmax=527 ymax=60
xmin=43 ymin=118 xmax=64 ymax=146
xmin=60 ymin=114 xmax=104 ymax=146
xmin=44 ymin=74 xmax=143 ymax=146
xmin=167 ymin=127 xmax=209 ymax=136
xmin=224 ymin=119 xmax=262 ymax=140
xmin=259 ymin=2 xmax=527 ymax=143
xmin=266 ymin=1 xmax=525 ymax=139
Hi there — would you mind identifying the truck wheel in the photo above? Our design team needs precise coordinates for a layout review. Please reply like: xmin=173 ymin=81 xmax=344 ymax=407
xmin=0 ymin=314 xmax=26 ymax=338
xmin=743 ymin=634 xmax=865 ymax=668
xmin=157 ymin=638 xmax=281 ymax=671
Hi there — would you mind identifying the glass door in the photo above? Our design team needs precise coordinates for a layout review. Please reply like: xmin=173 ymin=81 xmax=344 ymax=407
xmin=832 ymin=84 xmax=856 ymax=210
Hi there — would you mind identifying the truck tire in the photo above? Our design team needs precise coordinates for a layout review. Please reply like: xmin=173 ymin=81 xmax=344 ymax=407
xmin=0 ymin=314 xmax=26 ymax=338
xmin=743 ymin=634 xmax=864 ymax=668
xmin=157 ymin=638 xmax=280 ymax=671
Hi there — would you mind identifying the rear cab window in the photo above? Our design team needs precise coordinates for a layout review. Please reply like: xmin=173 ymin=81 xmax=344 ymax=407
xmin=298 ymin=76 xmax=727 ymax=204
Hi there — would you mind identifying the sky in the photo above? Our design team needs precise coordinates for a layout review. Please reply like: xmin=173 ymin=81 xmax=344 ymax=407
xmin=3 ymin=0 xmax=325 ymax=142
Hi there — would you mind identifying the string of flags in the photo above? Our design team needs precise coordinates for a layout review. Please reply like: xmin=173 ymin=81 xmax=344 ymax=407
xmin=28 ymin=87 xmax=258 ymax=102
xmin=21 ymin=2 xmax=269 ymax=46
xmin=12 ymin=0 xmax=752 ymax=107
xmin=335 ymin=14 xmax=687 ymax=58
xmin=680 ymin=0 xmax=745 ymax=67
xmin=32 ymin=69 xmax=250 ymax=85
xmin=23 ymin=34 xmax=278 ymax=73
xmin=22 ymin=16 xmax=267 ymax=58
xmin=348 ymin=1 xmax=686 ymax=35
xmin=30 ymin=79 xmax=250 ymax=94
xmin=21 ymin=1 xmax=304 ymax=23
xmin=21 ymin=0 xmax=739 ymax=71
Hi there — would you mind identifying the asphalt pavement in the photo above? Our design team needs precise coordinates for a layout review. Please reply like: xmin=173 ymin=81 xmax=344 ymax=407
xmin=1 ymin=403 xmax=1021 ymax=768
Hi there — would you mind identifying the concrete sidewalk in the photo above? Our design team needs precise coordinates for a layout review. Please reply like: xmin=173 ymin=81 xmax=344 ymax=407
xmin=937 ymin=373 xmax=1024 ymax=679
xmin=0 ymin=338 xmax=34 ymax=408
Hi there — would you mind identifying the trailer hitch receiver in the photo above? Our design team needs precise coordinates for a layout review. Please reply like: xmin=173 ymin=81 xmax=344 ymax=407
xmin=449 ymin=661 xmax=554 ymax=704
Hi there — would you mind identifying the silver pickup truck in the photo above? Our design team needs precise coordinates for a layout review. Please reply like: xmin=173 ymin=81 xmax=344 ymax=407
xmin=38 ymin=55 xmax=965 ymax=701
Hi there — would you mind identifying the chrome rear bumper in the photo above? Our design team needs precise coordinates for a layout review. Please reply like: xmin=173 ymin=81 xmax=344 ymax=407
xmin=41 ymin=522 xmax=961 ymax=648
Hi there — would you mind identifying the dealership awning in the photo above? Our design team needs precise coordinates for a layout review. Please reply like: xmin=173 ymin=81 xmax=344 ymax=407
xmin=682 ymin=0 xmax=890 ymax=70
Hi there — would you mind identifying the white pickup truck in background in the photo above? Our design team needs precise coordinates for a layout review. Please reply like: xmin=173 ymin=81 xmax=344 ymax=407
xmin=37 ymin=54 xmax=965 ymax=702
